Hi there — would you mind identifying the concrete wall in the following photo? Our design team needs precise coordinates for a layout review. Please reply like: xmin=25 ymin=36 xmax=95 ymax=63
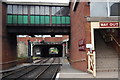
xmin=70 ymin=2 xmax=90 ymax=71
xmin=17 ymin=42 xmax=28 ymax=57
xmin=0 ymin=2 xmax=17 ymax=70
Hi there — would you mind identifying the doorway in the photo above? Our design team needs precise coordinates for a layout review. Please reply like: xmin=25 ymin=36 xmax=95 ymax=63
xmin=94 ymin=29 xmax=119 ymax=76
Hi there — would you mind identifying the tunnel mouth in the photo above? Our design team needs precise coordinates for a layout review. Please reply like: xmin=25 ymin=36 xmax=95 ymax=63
xmin=33 ymin=44 xmax=63 ymax=57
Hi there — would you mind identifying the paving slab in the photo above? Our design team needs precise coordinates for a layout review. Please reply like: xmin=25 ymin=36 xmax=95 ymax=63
xmin=57 ymin=58 xmax=119 ymax=79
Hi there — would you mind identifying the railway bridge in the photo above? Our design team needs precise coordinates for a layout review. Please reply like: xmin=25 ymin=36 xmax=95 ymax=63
xmin=0 ymin=1 xmax=70 ymax=70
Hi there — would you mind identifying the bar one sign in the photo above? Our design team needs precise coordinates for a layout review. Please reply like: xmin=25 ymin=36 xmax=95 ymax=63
xmin=78 ymin=39 xmax=86 ymax=51
xmin=100 ymin=22 xmax=119 ymax=27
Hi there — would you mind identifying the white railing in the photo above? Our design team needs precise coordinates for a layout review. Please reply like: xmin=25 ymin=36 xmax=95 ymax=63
xmin=87 ymin=50 xmax=96 ymax=77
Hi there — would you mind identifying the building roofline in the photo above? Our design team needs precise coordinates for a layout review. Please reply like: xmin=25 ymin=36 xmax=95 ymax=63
xmin=87 ymin=17 xmax=120 ymax=22
xmin=3 ymin=1 xmax=69 ymax=6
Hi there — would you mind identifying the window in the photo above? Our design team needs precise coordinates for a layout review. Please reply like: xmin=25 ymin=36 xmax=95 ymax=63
xmin=55 ymin=7 xmax=61 ymax=15
xmin=30 ymin=6 xmax=34 ymax=14
xmin=35 ymin=6 xmax=40 ymax=15
xmin=72 ymin=0 xmax=79 ymax=11
xmin=52 ymin=7 xmax=61 ymax=15
xmin=110 ymin=3 xmax=120 ymax=16
xmin=52 ymin=7 xmax=56 ymax=15
xmin=60 ymin=7 xmax=69 ymax=16
xmin=18 ymin=5 xmax=22 ymax=14
xmin=7 ymin=5 xmax=12 ymax=14
xmin=45 ymin=6 xmax=49 ymax=15
xmin=13 ymin=5 xmax=17 ymax=14
xmin=23 ymin=6 xmax=28 ymax=14
xmin=40 ymin=6 xmax=44 ymax=15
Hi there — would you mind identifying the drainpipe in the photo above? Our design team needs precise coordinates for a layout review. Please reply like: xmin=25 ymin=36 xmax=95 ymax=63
xmin=107 ymin=0 xmax=110 ymax=17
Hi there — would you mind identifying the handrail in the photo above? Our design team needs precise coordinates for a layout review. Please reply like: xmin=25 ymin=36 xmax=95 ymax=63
xmin=110 ymin=34 xmax=120 ymax=48
xmin=101 ymin=30 xmax=120 ymax=48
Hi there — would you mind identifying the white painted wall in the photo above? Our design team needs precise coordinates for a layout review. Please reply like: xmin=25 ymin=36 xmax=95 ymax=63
xmin=90 ymin=2 xmax=115 ymax=17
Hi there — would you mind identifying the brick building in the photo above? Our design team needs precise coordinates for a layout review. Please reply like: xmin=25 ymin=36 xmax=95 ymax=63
xmin=69 ymin=0 xmax=120 ymax=76
xmin=70 ymin=1 xmax=90 ymax=71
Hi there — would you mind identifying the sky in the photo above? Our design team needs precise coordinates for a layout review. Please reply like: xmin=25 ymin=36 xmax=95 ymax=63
xmin=7 ymin=0 xmax=69 ymax=3
xmin=6 ymin=0 xmax=120 ymax=3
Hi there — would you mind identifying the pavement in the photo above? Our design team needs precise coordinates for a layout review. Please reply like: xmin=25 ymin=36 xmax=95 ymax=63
xmin=56 ymin=31 xmax=119 ymax=79
xmin=56 ymin=57 xmax=119 ymax=79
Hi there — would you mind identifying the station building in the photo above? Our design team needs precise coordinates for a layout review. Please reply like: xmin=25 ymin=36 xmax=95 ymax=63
xmin=0 ymin=0 xmax=120 ymax=77
xmin=69 ymin=0 xmax=120 ymax=76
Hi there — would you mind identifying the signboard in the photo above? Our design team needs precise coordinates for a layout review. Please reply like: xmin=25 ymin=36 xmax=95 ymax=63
xmin=86 ymin=44 xmax=93 ymax=52
xmin=78 ymin=39 xmax=86 ymax=51
xmin=86 ymin=44 xmax=93 ymax=49
xmin=100 ymin=22 xmax=119 ymax=27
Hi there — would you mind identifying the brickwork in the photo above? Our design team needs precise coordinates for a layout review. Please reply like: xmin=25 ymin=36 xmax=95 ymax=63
xmin=17 ymin=36 xmax=69 ymax=45
xmin=70 ymin=2 xmax=90 ymax=71
xmin=0 ymin=1 xmax=69 ymax=70
xmin=0 ymin=1 xmax=2 ymax=70
xmin=0 ymin=2 xmax=17 ymax=70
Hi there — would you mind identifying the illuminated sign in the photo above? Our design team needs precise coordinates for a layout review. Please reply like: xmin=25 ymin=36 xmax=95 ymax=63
xmin=100 ymin=22 xmax=119 ymax=27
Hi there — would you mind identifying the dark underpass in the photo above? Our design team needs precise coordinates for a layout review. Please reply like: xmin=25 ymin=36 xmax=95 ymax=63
xmin=33 ymin=44 xmax=63 ymax=57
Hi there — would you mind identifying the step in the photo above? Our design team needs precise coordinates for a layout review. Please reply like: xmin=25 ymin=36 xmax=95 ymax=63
xmin=97 ymin=68 xmax=118 ymax=72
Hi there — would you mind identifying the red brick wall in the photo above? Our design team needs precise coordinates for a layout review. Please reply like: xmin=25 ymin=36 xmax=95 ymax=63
xmin=0 ymin=1 xmax=2 ymax=70
xmin=17 ymin=36 xmax=69 ymax=45
xmin=70 ymin=2 xmax=90 ymax=72
xmin=1 ymin=3 xmax=17 ymax=70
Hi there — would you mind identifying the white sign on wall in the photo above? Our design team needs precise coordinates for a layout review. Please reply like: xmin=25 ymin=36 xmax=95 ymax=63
xmin=86 ymin=44 xmax=93 ymax=49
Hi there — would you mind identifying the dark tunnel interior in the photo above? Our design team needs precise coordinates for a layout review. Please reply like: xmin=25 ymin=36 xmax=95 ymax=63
xmin=33 ymin=44 xmax=63 ymax=57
